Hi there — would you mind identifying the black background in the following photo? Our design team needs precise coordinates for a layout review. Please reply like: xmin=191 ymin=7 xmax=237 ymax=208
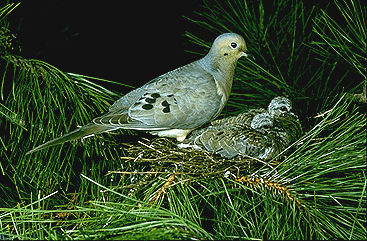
xmin=9 ymin=0 xmax=205 ymax=87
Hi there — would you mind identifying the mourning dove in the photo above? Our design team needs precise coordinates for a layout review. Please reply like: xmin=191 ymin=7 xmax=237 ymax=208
xmin=178 ymin=97 xmax=303 ymax=159
xmin=27 ymin=33 xmax=247 ymax=154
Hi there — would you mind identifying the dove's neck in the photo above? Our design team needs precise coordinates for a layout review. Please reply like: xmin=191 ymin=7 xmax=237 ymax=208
xmin=198 ymin=54 xmax=238 ymax=101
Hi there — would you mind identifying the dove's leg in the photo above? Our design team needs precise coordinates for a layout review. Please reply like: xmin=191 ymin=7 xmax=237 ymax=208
xmin=26 ymin=124 xmax=118 ymax=155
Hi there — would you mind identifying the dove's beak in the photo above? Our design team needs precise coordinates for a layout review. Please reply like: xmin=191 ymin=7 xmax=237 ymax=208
xmin=240 ymin=51 xmax=248 ymax=58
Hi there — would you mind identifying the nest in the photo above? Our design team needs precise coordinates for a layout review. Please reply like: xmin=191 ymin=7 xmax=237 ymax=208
xmin=116 ymin=137 xmax=264 ymax=179
xmin=106 ymin=137 xmax=305 ymax=208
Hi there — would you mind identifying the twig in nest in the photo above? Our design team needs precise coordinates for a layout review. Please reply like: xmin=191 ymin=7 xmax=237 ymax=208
xmin=138 ymin=140 xmax=163 ymax=154
xmin=107 ymin=171 xmax=167 ymax=175
xmin=148 ymin=174 xmax=176 ymax=206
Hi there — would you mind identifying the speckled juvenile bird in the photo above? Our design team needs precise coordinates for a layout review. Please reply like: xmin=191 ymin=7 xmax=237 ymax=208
xmin=178 ymin=97 xmax=303 ymax=159
xmin=27 ymin=33 xmax=247 ymax=154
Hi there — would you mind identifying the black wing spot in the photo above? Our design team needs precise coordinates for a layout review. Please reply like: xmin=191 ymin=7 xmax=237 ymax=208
xmin=142 ymin=104 xmax=154 ymax=110
xmin=167 ymin=94 xmax=173 ymax=97
xmin=133 ymin=101 xmax=141 ymax=106
xmin=217 ymin=131 xmax=224 ymax=136
xmin=145 ymin=98 xmax=156 ymax=104
xmin=161 ymin=100 xmax=170 ymax=107
xmin=163 ymin=106 xmax=171 ymax=113
xmin=151 ymin=93 xmax=161 ymax=98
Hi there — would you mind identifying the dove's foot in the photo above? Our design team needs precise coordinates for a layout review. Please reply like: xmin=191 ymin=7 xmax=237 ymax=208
xmin=177 ymin=143 xmax=203 ymax=151
xmin=149 ymin=129 xmax=193 ymax=142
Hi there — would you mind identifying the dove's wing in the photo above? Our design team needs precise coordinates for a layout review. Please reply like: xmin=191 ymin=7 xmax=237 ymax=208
xmin=196 ymin=123 xmax=271 ymax=159
xmin=210 ymin=108 xmax=266 ymax=126
xmin=182 ymin=117 xmax=288 ymax=160
xmin=181 ymin=108 xmax=268 ymax=158
xmin=92 ymin=61 xmax=223 ymax=131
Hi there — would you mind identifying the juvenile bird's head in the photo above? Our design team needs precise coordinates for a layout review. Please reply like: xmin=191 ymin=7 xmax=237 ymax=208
xmin=209 ymin=33 xmax=247 ymax=61
xmin=251 ymin=112 xmax=273 ymax=130
xmin=268 ymin=96 xmax=292 ymax=118
xmin=268 ymin=96 xmax=303 ymax=141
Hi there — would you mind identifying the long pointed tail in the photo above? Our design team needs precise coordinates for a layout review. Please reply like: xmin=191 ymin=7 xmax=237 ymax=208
xmin=26 ymin=124 xmax=118 ymax=155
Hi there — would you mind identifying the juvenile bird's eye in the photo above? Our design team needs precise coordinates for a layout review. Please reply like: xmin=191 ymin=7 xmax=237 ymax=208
xmin=230 ymin=42 xmax=238 ymax=49
xmin=280 ymin=106 xmax=288 ymax=112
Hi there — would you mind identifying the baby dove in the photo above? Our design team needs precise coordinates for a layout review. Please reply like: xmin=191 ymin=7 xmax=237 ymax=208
xmin=179 ymin=97 xmax=303 ymax=159
xmin=27 ymin=33 xmax=247 ymax=154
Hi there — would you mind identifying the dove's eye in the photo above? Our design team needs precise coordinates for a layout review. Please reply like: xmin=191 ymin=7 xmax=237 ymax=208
xmin=280 ymin=106 xmax=288 ymax=112
xmin=230 ymin=42 xmax=238 ymax=49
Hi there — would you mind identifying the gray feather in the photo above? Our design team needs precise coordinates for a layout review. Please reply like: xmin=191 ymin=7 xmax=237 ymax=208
xmin=26 ymin=124 xmax=118 ymax=155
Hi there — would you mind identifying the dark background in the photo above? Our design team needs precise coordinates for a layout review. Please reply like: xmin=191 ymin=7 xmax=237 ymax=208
xmin=9 ymin=0 xmax=205 ymax=87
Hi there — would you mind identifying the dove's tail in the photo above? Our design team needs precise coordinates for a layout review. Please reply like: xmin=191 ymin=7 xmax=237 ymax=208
xmin=26 ymin=124 xmax=118 ymax=155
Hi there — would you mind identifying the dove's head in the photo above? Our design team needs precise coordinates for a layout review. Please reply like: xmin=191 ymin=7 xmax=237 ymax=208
xmin=199 ymin=33 xmax=247 ymax=100
xmin=209 ymin=33 xmax=247 ymax=60
xmin=268 ymin=96 xmax=292 ymax=118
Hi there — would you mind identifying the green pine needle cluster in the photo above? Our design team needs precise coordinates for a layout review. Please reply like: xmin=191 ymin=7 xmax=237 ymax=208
xmin=0 ymin=0 xmax=366 ymax=240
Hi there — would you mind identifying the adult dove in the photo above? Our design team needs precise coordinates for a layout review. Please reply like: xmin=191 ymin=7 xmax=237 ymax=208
xmin=178 ymin=97 xmax=303 ymax=159
xmin=27 ymin=33 xmax=247 ymax=154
